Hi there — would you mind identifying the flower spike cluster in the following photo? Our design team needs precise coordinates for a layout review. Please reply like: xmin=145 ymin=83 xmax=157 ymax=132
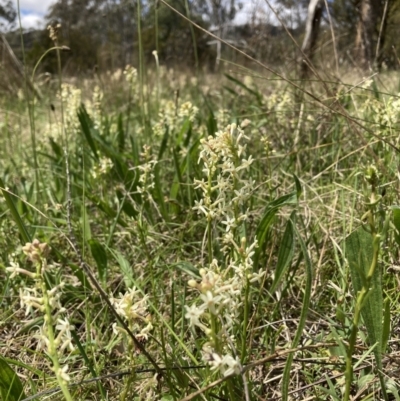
xmin=7 ymin=239 xmax=75 ymax=400
xmin=186 ymin=124 xmax=264 ymax=377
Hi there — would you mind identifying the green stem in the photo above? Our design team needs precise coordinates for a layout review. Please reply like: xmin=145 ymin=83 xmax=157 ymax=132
xmin=17 ymin=0 xmax=39 ymax=202
xmin=31 ymin=46 xmax=65 ymax=83
xmin=137 ymin=0 xmax=146 ymax=130
xmin=183 ymin=0 xmax=198 ymax=74
xmin=207 ymin=171 xmax=213 ymax=263
xmin=241 ymin=276 xmax=250 ymax=364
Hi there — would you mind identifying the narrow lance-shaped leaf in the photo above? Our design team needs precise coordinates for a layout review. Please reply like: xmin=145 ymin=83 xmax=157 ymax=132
xmin=77 ymin=104 xmax=99 ymax=161
xmin=270 ymin=211 xmax=296 ymax=294
xmin=0 ymin=177 xmax=31 ymax=244
xmin=253 ymin=192 xmax=298 ymax=271
xmin=345 ymin=227 xmax=386 ymax=397
xmin=88 ymin=239 xmax=108 ymax=285
xmin=391 ymin=206 xmax=400 ymax=246
xmin=0 ymin=356 xmax=26 ymax=401
xmin=345 ymin=228 xmax=383 ymax=356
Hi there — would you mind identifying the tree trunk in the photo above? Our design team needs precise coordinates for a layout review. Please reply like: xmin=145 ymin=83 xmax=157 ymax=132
xmin=355 ymin=0 xmax=383 ymax=70
xmin=301 ymin=0 xmax=323 ymax=78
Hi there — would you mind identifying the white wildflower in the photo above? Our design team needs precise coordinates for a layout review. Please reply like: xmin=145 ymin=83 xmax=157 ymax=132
xmin=58 ymin=365 xmax=71 ymax=382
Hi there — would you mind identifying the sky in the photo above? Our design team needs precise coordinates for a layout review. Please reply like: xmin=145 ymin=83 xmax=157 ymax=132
xmin=12 ymin=0 xmax=290 ymax=30
xmin=12 ymin=0 xmax=56 ymax=29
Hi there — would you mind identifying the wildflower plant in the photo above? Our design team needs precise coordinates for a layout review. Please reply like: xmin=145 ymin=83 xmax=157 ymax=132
xmin=187 ymin=124 xmax=263 ymax=383
xmin=124 ymin=65 xmax=138 ymax=97
xmin=91 ymin=85 xmax=104 ymax=130
xmin=110 ymin=287 xmax=153 ymax=356
xmin=108 ymin=287 xmax=154 ymax=400
xmin=6 ymin=239 xmax=74 ymax=401
xmin=153 ymin=99 xmax=198 ymax=139
xmin=60 ymin=83 xmax=82 ymax=137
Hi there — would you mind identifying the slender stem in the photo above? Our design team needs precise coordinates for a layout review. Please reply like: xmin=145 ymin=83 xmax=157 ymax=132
xmin=344 ymin=188 xmax=380 ymax=401
xmin=17 ymin=0 xmax=39 ymax=202
xmin=183 ymin=0 xmax=198 ymax=73
xmin=241 ymin=277 xmax=250 ymax=364
xmin=137 ymin=0 xmax=145 ymax=128
xmin=31 ymin=46 xmax=65 ymax=83
xmin=207 ymin=171 xmax=213 ymax=263
xmin=154 ymin=0 xmax=159 ymax=54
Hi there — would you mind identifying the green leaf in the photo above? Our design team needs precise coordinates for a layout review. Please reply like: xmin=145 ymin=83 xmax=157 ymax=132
xmin=117 ymin=113 xmax=125 ymax=153
xmin=175 ymin=119 xmax=191 ymax=147
xmin=88 ymin=239 xmax=108 ymax=284
xmin=223 ymin=85 xmax=238 ymax=97
xmin=69 ymin=262 xmax=92 ymax=291
xmin=77 ymin=104 xmax=99 ymax=161
xmin=157 ymin=125 xmax=169 ymax=161
xmin=392 ymin=206 xmax=400 ymax=245
xmin=110 ymin=250 xmax=134 ymax=288
xmin=382 ymin=298 xmax=391 ymax=353
xmin=169 ymin=148 xmax=184 ymax=209
xmin=82 ymin=204 xmax=92 ymax=242
xmin=253 ymin=192 xmax=298 ymax=271
xmin=85 ymin=192 xmax=128 ymax=227
xmin=206 ymin=110 xmax=217 ymax=136
xmin=345 ymin=228 xmax=383 ymax=353
xmin=153 ymin=164 xmax=168 ymax=221
xmin=48 ymin=136 xmax=63 ymax=159
xmin=371 ymin=77 xmax=380 ymax=101
xmin=70 ymin=331 xmax=106 ymax=400
xmin=270 ymin=211 xmax=296 ymax=294
xmin=0 ymin=177 xmax=31 ymax=244
xmin=387 ymin=379 xmax=400 ymax=401
xmin=392 ymin=206 xmax=400 ymax=232
xmin=173 ymin=262 xmax=200 ymax=278
xmin=281 ymin=225 xmax=312 ymax=401
xmin=345 ymin=227 xmax=386 ymax=397
xmin=293 ymin=174 xmax=302 ymax=199
xmin=224 ymin=73 xmax=263 ymax=105
xmin=0 ymin=355 xmax=26 ymax=401
xmin=116 ymin=189 xmax=137 ymax=218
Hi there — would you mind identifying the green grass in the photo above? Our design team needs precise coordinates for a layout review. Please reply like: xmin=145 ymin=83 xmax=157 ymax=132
xmin=1 ymin=64 xmax=400 ymax=401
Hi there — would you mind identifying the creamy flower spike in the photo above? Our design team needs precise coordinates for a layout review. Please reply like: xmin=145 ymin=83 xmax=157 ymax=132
xmin=8 ymin=239 xmax=74 ymax=393
xmin=110 ymin=287 xmax=153 ymax=341
xmin=186 ymin=124 xmax=263 ymax=376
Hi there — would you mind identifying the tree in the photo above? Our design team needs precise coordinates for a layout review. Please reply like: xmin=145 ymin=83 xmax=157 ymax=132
xmin=301 ymin=0 xmax=323 ymax=77
xmin=45 ymin=0 xmax=137 ymax=71
xmin=355 ymin=0 xmax=383 ymax=69
xmin=0 ymin=0 xmax=16 ymax=31
xmin=42 ymin=0 xmax=213 ymax=71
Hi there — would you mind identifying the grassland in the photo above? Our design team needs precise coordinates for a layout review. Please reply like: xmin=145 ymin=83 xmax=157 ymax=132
xmin=1 ymin=62 xmax=400 ymax=401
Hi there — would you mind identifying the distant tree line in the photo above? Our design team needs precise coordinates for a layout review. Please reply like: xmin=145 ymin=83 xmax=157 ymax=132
xmin=300 ymin=0 xmax=399 ymax=74
xmin=1 ymin=0 xmax=400 ymax=74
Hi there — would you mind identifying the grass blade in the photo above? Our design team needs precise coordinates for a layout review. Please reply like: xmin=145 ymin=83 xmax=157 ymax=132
xmin=281 ymin=224 xmax=312 ymax=401
xmin=70 ymin=330 xmax=106 ymax=400
xmin=0 ymin=177 xmax=31 ymax=243
xmin=117 ymin=112 xmax=125 ymax=153
xmin=382 ymin=298 xmax=391 ymax=353
xmin=224 ymin=73 xmax=263 ymax=105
